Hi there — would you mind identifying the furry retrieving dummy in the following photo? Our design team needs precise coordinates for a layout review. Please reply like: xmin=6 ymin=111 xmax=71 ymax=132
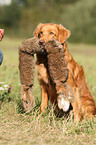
xmin=19 ymin=37 xmax=74 ymax=112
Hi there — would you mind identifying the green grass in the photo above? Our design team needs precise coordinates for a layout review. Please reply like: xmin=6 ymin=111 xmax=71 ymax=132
xmin=0 ymin=38 xmax=96 ymax=145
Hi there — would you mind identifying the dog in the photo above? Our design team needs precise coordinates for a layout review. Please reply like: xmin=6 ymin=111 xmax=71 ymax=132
xmin=33 ymin=23 xmax=96 ymax=121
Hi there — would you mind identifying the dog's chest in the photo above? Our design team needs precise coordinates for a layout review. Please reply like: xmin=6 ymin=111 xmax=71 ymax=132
xmin=36 ymin=54 xmax=49 ymax=84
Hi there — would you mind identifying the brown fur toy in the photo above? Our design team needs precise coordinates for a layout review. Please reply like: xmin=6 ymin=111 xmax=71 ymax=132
xmin=19 ymin=37 xmax=38 ymax=112
xmin=45 ymin=39 xmax=75 ymax=112
xmin=19 ymin=37 xmax=74 ymax=113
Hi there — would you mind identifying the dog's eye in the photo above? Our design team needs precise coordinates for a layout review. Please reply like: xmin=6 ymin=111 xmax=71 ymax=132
xmin=38 ymin=31 xmax=43 ymax=38
xmin=40 ymin=31 xmax=43 ymax=34
xmin=50 ymin=32 xmax=54 ymax=35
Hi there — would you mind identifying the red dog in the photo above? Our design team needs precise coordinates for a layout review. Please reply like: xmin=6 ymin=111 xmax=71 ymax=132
xmin=33 ymin=23 xmax=96 ymax=121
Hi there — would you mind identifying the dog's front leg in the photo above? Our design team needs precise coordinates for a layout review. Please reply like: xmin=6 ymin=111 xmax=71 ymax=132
xmin=36 ymin=63 xmax=49 ymax=113
xmin=41 ymin=86 xmax=48 ymax=113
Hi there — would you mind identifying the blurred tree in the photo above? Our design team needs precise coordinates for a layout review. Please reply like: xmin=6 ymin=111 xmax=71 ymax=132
xmin=0 ymin=1 xmax=21 ymax=28
xmin=55 ymin=0 xmax=78 ymax=4
xmin=15 ymin=0 xmax=40 ymax=7
xmin=15 ymin=0 xmax=78 ymax=7
xmin=60 ymin=0 xmax=96 ymax=43
xmin=0 ymin=0 xmax=95 ymax=43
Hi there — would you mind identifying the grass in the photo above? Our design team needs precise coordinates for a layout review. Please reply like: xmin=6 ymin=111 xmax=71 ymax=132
xmin=0 ymin=37 xmax=96 ymax=145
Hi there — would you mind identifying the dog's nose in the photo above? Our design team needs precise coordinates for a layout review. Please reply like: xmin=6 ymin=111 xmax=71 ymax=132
xmin=39 ymin=40 xmax=45 ymax=45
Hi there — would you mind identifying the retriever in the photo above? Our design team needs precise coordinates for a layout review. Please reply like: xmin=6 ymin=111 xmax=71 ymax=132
xmin=33 ymin=23 xmax=96 ymax=121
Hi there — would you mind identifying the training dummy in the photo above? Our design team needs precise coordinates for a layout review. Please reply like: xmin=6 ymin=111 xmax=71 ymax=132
xmin=19 ymin=38 xmax=74 ymax=112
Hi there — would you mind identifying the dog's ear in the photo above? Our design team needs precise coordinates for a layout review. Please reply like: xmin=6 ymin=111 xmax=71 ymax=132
xmin=33 ymin=23 xmax=44 ymax=37
xmin=58 ymin=24 xmax=71 ymax=44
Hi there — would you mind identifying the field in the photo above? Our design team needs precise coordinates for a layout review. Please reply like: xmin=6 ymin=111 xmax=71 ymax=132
xmin=0 ymin=37 xmax=96 ymax=145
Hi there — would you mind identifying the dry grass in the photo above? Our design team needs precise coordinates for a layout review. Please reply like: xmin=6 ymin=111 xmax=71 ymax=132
xmin=0 ymin=38 xmax=96 ymax=145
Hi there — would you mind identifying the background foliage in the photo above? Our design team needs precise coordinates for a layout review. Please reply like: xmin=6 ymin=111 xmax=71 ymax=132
xmin=0 ymin=0 xmax=96 ymax=43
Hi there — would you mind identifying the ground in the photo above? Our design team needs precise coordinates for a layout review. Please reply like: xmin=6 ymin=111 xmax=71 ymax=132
xmin=0 ymin=38 xmax=96 ymax=145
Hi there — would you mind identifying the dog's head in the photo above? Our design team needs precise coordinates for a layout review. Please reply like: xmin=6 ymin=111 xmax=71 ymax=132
xmin=33 ymin=23 xmax=70 ymax=45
